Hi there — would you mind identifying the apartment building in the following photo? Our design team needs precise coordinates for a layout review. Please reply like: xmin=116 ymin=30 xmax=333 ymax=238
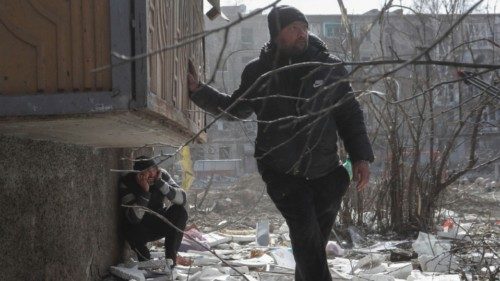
xmin=0 ymin=1 xmax=206 ymax=279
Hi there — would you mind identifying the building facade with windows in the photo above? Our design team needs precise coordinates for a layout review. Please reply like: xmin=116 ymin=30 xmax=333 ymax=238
xmin=202 ymin=5 xmax=499 ymax=179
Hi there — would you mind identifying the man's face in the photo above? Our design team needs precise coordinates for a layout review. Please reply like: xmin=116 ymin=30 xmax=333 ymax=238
xmin=138 ymin=166 xmax=160 ymax=185
xmin=275 ymin=21 xmax=309 ymax=56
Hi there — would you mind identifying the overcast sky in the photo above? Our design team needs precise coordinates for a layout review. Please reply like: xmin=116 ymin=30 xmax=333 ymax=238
xmin=216 ymin=0 xmax=499 ymax=15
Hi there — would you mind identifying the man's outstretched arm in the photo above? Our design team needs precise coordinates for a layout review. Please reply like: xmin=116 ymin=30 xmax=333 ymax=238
xmin=187 ymin=59 xmax=254 ymax=120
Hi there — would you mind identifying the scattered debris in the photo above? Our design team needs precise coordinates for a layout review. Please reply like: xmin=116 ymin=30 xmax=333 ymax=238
xmin=256 ymin=220 xmax=270 ymax=246
xmin=326 ymin=241 xmax=346 ymax=257
xmin=389 ymin=248 xmax=415 ymax=262
xmin=110 ymin=259 xmax=174 ymax=281
xmin=353 ymin=253 xmax=386 ymax=272
xmin=109 ymin=265 xmax=146 ymax=281
xmin=179 ymin=225 xmax=211 ymax=252
xmin=109 ymin=176 xmax=499 ymax=280
xmin=407 ymin=270 xmax=461 ymax=281
xmin=269 ymin=248 xmax=295 ymax=269
xmin=348 ymin=226 xmax=371 ymax=248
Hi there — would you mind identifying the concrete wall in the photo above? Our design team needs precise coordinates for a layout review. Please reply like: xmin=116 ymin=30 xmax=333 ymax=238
xmin=0 ymin=135 xmax=124 ymax=281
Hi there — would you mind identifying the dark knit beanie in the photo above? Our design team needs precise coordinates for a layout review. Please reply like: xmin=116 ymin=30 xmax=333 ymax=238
xmin=268 ymin=5 xmax=308 ymax=40
xmin=133 ymin=156 xmax=157 ymax=172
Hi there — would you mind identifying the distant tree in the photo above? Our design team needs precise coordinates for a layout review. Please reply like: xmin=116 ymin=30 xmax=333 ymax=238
xmin=336 ymin=0 xmax=499 ymax=232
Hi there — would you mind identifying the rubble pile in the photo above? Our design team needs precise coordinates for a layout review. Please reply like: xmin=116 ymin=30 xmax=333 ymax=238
xmin=108 ymin=176 xmax=499 ymax=280
xmin=109 ymin=211 xmax=498 ymax=281
xmin=187 ymin=174 xmax=286 ymax=232
xmin=443 ymin=177 xmax=500 ymax=217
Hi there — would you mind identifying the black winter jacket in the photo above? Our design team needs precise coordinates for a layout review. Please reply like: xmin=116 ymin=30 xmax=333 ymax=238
xmin=190 ymin=34 xmax=374 ymax=179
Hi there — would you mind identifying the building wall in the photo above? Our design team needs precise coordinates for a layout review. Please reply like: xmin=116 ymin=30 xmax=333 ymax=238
xmin=0 ymin=135 xmax=125 ymax=281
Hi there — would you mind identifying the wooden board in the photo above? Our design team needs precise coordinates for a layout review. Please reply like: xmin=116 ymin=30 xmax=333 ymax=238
xmin=0 ymin=0 xmax=111 ymax=94
xmin=147 ymin=0 xmax=205 ymax=133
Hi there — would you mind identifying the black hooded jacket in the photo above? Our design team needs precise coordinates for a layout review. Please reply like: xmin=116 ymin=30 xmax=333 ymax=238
xmin=190 ymin=34 xmax=374 ymax=179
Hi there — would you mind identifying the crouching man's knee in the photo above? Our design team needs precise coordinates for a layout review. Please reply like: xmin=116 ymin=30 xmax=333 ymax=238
xmin=166 ymin=204 xmax=188 ymax=227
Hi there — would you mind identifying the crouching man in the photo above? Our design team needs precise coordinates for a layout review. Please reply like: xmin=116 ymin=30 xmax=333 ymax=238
xmin=119 ymin=156 xmax=188 ymax=264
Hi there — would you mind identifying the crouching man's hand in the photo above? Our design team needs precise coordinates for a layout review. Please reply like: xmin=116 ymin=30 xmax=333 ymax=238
xmin=136 ymin=172 xmax=150 ymax=193
xmin=157 ymin=179 xmax=187 ymax=206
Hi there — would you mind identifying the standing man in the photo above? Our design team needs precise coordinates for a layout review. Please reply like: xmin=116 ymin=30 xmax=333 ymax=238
xmin=119 ymin=156 xmax=187 ymax=265
xmin=188 ymin=5 xmax=374 ymax=281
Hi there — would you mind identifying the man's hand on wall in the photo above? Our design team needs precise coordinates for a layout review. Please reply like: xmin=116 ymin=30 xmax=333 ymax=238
xmin=187 ymin=59 xmax=201 ymax=92
xmin=353 ymin=160 xmax=370 ymax=192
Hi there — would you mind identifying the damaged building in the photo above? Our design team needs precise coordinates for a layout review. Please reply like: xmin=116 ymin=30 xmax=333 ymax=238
xmin=0 ymin=1 xmax=498 ymax=281
xmin=0 ymin=0 xmax=205 ymax=280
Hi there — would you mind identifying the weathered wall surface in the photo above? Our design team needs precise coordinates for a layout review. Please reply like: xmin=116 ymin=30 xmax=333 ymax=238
xmin=0 ymin=135 xmax=124 ymax=281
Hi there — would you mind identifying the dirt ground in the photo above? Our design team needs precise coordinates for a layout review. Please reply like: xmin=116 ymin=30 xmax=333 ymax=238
xmin=441 ymin=181 xmax=500 ymax=219
xmin=186 ymin=173 xmax=500 ymax=235
xmin=186 ymin=174 xmax=286 ymax=233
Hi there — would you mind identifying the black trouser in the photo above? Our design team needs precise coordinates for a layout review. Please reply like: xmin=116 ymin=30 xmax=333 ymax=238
xmin=259 ymin=165 xmax=350 ymax=281
xmin=124 ymin=204 xmax=188 ymax=263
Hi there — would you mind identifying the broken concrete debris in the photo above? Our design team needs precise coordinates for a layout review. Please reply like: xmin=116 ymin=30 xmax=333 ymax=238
xmin=389 ymin=248 xmax=415 ymax=262
xmin=418 ymin=254 xmax=459 ymax=273
xmin=353 ymin=253 xmax=386 ymax=272
xmin=406 ymin=270 xmax=461 ymax=281
xmin=412 ymin=232 xmax=451 ymax=257
xmin=109 ymin=228 xmax=479 ymax=280
xmin=326 ymin=241 xmax=346 ymax=257
xmin=386 ymin=263 xmax=413 ymax=279
xmin=110 ymin=197 xmax=498 ymax=281
xmin=269 ymin=248 xmax=295 ymax=269
xmin=412 ymin=232 xmax=460 ymax=273
xmin=110 ymin=259 xmax=174 ymax=281
xmin=109 ymin=265 xmax=146 ymax=281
